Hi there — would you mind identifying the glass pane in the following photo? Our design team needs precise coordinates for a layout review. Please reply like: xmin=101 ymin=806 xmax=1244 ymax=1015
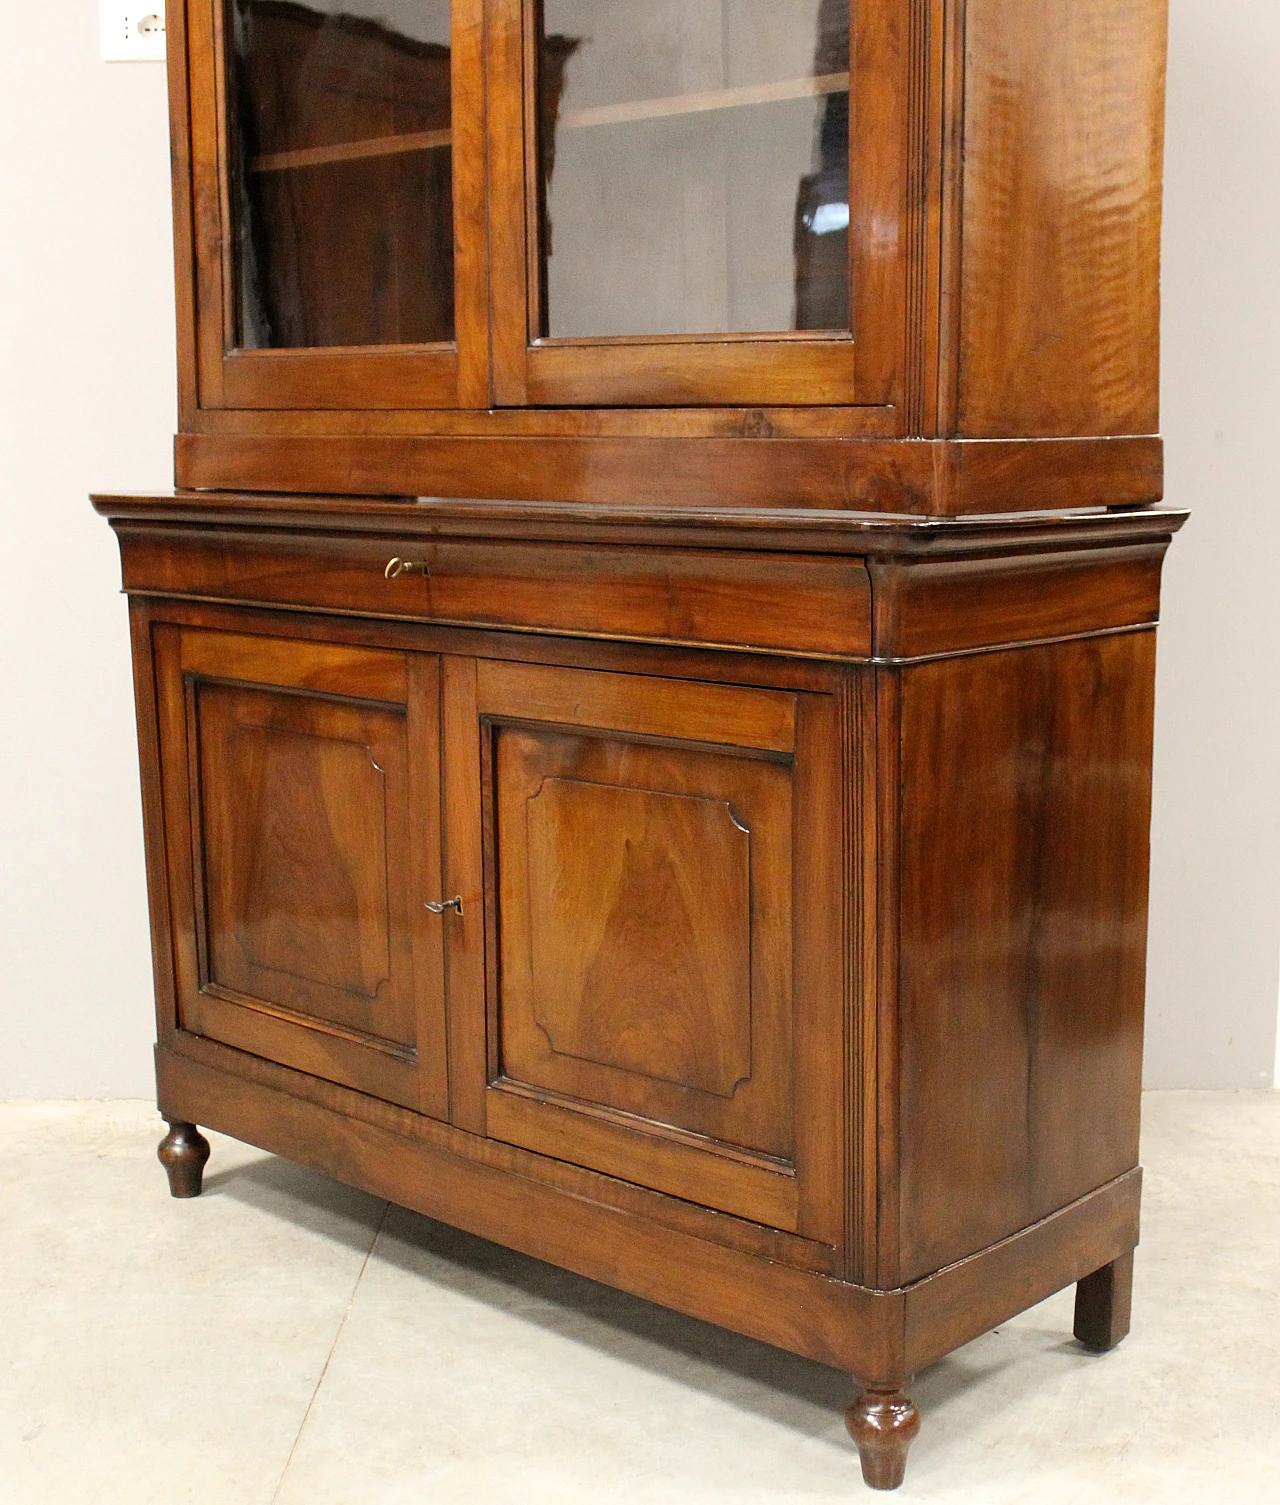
xmin=538 ymin=0 xmax=850 ymax=341
xmin=229 ymin=0 xmax=454 ymax=349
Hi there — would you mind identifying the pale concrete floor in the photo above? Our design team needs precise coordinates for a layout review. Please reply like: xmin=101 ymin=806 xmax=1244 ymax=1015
xmin=1 ymin=1093 xmax=1277 ymax=1504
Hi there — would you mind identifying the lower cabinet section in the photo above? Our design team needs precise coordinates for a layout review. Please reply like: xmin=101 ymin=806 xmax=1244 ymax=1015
xmin=150 ymin=617 xmax=842 ymax=1238
xmin=109 ymin=499 xmax=1180 ymax=1492
xmin=136 ymin=551 xmax=1163 ymax=1285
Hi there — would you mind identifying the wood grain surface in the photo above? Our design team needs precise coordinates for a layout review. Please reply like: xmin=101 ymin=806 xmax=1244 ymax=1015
xmin=956 ymin=0 xmax=1168 ymax=437
xmin=172 ymin=433 xmax=1164 ymax=516
xmin=892 ymin=635 xmax=1155 ymax=1283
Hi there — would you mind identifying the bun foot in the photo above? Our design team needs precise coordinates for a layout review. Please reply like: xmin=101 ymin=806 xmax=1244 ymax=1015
xmin=158 ymin=1120 xmax=211 ymax=1198
xmin=846 ymin=1387 xmax=921 ymax=1491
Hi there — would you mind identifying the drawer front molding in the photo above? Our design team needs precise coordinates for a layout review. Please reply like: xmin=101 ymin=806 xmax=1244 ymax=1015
xmin=119 ymin=526 xmax=872 ymax=660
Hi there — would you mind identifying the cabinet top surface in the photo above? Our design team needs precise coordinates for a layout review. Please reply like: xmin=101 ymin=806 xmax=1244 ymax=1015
xmin=92 ymin=488 xmax=1188 ymax=559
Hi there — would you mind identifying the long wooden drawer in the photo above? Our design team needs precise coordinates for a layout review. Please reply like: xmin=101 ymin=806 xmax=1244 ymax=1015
xmin=117 ymin=526 xmax=872 ymax=658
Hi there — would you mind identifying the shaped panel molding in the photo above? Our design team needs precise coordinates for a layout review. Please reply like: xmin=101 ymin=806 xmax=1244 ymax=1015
xmin=492 ymin=715 xmax=793 ymax=1168
xmin=196 ymin=680 xmax=414 ymax=1049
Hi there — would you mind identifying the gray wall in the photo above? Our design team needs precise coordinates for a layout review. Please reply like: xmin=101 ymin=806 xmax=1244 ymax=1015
xmin=0 ymin=1 xmax=1276 ymax=1096
xmin=1 ymin=8 xmax=172 ymax=1098
xmin=1144 ymin=0 xmax=1280 ymax=1087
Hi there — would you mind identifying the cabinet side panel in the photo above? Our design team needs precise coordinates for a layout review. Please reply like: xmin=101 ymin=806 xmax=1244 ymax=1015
xmin=956 ymin=0 xmax=1167 ymax=439
xmin=895 ymin=634 xmax=1155 ymax=1284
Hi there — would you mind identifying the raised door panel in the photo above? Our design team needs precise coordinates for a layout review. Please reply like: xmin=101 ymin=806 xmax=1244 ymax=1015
xmin=154 ymin=627 xmax=448 ymax=1115
xmin=448 ymin=657 xmax=844 ymax=1239
xmin=526 ymin=779 xmax=753 ymax=1099
xmin=497 ymin=727 xmax=793 ymax=1163
xmin=196 ymin=684 xmax=413 ymax=1043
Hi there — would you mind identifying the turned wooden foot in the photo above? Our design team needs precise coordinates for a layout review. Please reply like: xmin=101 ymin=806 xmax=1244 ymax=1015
xmin=1074 ymin=1250 xmax=1134 ymax=1352
xmin=846 ymin=1386 xmax=921 ymax=1491
xmin=158 ymin=1120 xmax=210 ymax=1198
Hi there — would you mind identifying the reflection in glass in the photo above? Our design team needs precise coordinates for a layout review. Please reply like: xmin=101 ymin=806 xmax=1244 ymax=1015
xmin=538 ymin=0 xmax=850 ymax=341
xmin=230 ymin=0 xmax=454 ymax=350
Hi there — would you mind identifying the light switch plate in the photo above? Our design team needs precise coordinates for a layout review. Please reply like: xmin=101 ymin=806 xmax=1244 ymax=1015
xmin=100 ymin=2 xmax=167 ymax=62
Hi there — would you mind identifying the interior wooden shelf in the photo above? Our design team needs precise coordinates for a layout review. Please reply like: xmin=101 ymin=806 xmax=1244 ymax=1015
xmin=560 ymin=70 xmax=850 ymax=131
xmin=251 ymin=127 xmax=451 ymax=174
xmin=248 ymin=71 xmax=850 ymax=174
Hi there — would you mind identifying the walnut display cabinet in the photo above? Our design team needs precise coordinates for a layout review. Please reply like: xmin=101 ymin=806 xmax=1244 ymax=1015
xmin=95 ymin=0 xmax=1181 ymax=1490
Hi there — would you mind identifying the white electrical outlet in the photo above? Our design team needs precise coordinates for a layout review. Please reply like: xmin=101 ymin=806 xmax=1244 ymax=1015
xmin=101 ymin=2 xmax=167 ymax=62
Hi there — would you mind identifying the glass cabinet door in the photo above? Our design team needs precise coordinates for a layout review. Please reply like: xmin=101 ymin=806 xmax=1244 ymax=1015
xmin=488 ymin=0 xmax=859 ymax=408
xmin=187 ymin=0 xmax=488 ymax=409
xmin=183 ymin=0 xmax=898 ymax=416
xmin=230 ymin=0 xmax=456 ymax=350
xmin=539 ymin=0 xmax=849 ymax=341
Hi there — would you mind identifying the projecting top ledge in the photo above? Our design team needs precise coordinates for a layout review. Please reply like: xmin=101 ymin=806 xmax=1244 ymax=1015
xmin=92 ymin=488 xmax=1187 ymax=564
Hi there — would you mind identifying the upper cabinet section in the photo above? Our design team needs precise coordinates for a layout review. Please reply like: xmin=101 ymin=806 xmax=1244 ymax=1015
xmin=171 ymin=1 xmax=1169 ymax=507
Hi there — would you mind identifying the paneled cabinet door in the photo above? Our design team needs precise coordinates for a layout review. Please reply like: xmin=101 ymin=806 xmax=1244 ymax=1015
xmin=443 ymin=656 xmax=844 ymax=1240
xmin=152 ymin=626 xmax=448 ymax=1116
